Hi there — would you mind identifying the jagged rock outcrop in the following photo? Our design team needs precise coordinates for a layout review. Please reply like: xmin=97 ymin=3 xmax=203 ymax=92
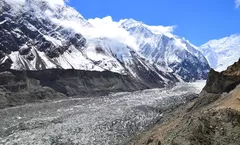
xmin=203 ymin=59 xmax=240 ymax=94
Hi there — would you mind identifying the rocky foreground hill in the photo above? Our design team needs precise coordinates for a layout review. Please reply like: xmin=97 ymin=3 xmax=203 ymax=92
xmin=130 ymin=59 xmax=240 ymax=145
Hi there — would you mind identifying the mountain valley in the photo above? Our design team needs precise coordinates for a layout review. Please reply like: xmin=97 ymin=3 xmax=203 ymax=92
xmin=0 ymin=0 xmax=239 ymax=145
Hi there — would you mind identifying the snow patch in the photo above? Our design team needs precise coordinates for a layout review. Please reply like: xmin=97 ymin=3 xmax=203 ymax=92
xmin=0 ymin=20 xmax=7 ymax=25
xmin=43 ymin=35 xmax=62 ymax=46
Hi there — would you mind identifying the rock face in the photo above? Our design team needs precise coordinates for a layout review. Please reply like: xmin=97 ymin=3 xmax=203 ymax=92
xmin=204 ymin=59 xmax=240 ymax=94
xmin=0 ymin=69 xmax=148 ymax=109
xmin=129 ymin=59 xmax=240 ymax=145
xmin=203 ymin=70 xmax=240 ymax=94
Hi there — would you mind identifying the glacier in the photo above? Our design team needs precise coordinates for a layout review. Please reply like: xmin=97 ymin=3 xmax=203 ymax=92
xmin=0 ymin=81 xmax=206 ymax=145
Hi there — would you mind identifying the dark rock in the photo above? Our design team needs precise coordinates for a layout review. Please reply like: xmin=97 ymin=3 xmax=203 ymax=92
xmin=95 ymin=46 xmax=106 ymax=54
xmin=19 ymin=46 xmax=31 ymax=55
xmin=19 ymin=23 xmax=39 ymax=39
xmin=0 ymin=58 xmax=12 ymax=71
xmin=69 ymin=33 xmax=87 ymax=48
xmin=26 ymin=52 xmax=35 ymax=61
xmin=0 ymin=50 xmax=5 ymax=59
xmin=0 ymin=31 xmax=20 ymax=53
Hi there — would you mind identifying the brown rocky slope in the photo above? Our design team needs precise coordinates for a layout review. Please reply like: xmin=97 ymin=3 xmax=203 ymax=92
xmin=129 ymin=59 xmax=240 ymax=145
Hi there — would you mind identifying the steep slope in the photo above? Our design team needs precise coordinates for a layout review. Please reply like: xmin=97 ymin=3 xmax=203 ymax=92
xmin=129 ymin=59 xmax=240 ymax=145
xmin=200 ymin=34 xmax=240 ymax=71
xmin=120 ymin=19 xmax=210 ymax=81
xmin=0 ymin=0 xmax=97 ymax=70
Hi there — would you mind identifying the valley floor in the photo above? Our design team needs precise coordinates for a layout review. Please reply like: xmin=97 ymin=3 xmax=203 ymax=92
xmin=0 ymin=81 xmax=205 ymax=145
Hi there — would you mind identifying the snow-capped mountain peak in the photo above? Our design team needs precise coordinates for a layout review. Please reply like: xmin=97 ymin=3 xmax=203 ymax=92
xmin=120 ymin=19 xmax=145 ymax=31
xmin=120 ymin=18 xmax=175 ymax=37
xmin=199 ymin=34 xmax=240 ymax=71
xmin=118 ymin=19 xmax=210 ymax=81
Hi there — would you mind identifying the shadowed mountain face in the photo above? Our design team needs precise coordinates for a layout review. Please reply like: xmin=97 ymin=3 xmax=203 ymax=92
xmin=129 ymin=59 xmax=240 ymax=145
xmin=0 ymin=69 xmax=151 ymax=109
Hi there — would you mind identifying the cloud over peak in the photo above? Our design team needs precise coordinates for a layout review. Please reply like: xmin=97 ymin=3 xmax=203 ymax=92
xmin=5 ymin=0 xmax=176 ymax=51
xmin=86 ymin=16 xmax=176 ymax=50
xmin=87 ymin=16 xmax=139 ymax=50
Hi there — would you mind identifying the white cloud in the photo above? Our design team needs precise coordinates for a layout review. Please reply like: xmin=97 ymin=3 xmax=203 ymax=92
xmin=51 ymin=16 xmax=176 ymax=50
xmin=86 ymin=16 xmax=138 ymax=50
xmin=51 ymin=16 xmax=138 ymax=50
xmin=85 ymin=16 xmax=176 ymax=50
xmin=144 ymin=25 xmax=176 ymax=35
xmin=236 ymin=0 xmax=240 ymax=8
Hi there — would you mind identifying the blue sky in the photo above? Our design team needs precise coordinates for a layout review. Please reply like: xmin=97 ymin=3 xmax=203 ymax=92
xmin=68 ymin=0 xmax=240 ymax=46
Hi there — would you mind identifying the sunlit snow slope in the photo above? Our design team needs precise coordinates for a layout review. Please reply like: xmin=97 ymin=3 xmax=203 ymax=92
xmin=199 ymin=34 xmax=240 ymax=71
xmin=121 ymin=19 xmax=210 ymax=81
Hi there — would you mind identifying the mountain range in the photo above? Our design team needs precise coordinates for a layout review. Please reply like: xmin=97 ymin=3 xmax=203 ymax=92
xmin=0 ymin=1 xmax=240 ymax=144
xmin=0 ymin=0 xmax=239 ymax=87
xmin=0 ymin=0 xmax=211 ymax=87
